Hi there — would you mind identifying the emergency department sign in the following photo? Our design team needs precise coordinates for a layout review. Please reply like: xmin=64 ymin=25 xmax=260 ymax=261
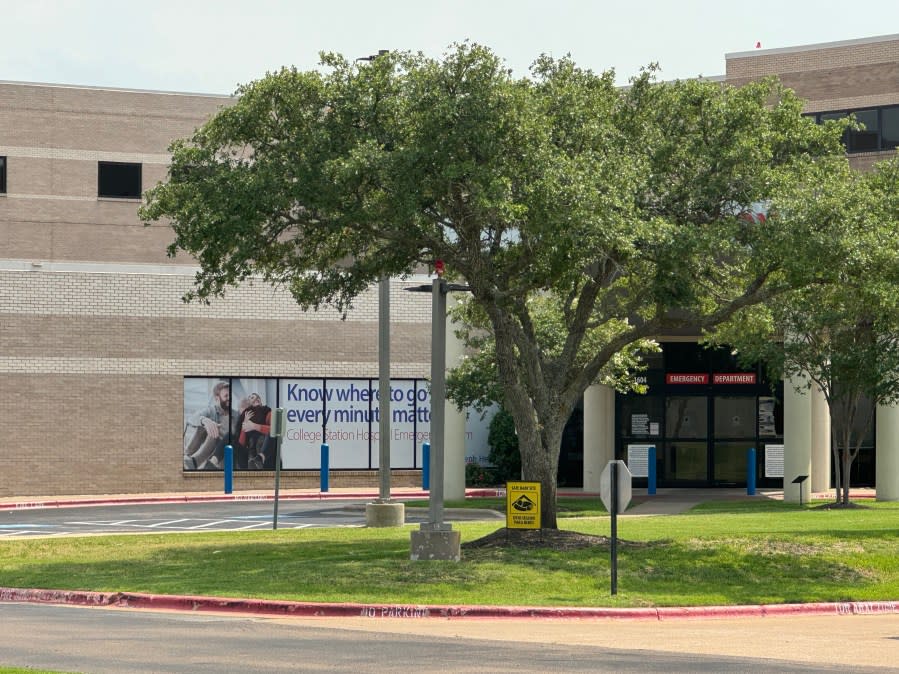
xmin=506 ymin=481 xmax=542 ymax=529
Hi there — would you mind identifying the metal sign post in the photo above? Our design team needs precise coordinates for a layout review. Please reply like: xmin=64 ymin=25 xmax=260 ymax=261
xmin=270 ymin=408 xmax=286 ymax=530
xmin=793 ymin=474 xmax=809 ymax=506
xmin=611 ymin=462 xmax=618 ymax=594
xmin=600 ymin=460 xmax=633 ymax=596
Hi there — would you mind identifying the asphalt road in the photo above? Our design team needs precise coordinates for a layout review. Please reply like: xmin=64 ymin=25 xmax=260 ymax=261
xmin=3 ymin=603 xmax=895 ymax=673
xmin=0 ymin=499 xmax=502 ymax=537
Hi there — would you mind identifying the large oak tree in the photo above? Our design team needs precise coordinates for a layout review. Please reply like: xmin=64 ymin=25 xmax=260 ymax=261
xmin=142 ymin=45 xmax=849 ymax=527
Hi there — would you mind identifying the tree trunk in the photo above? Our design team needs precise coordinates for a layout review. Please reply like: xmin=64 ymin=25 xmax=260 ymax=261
xmin=841 ymin=450 xmax=852 ymax=505
xmin=515 ymin=417 xmax=563 ymax=529
xmin=831 ymin=436 xmax=842 ymax=504
xmin=485 ymin=307 xmax=570 ymax=530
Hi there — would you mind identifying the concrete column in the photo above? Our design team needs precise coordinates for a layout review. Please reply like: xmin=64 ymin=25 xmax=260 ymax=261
xmin=810 ymin=384 xmax=831 ymax=493
xmin=444 ymin=293 xmax=467 ymax=501
xmin=875 ymin=403 xmax=899 ymax=501
xmin=783 ymin=376 xmax=812 ymax=503
xmin=583 ymin=384 xmax=616 ymax=493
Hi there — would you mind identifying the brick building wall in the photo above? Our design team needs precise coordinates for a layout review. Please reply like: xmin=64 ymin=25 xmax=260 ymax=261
xmin=2 ymin=35 xmax=897 ymax=497
xmin=0 ymin=82 xmax=431 ymax=497
xmin=726 ymin=34 xmax=899 ymax=171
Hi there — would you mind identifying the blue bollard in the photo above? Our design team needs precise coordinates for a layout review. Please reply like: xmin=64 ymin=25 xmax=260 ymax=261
xmin=747 ymin=447 xmax=757 ymax=495
xmin=224 ymin=444 xmax=233 ymax=494
xmin=648 ymin=445 xmax=657 ymax=495
xmin=320 ymin=444 xmax=329 ymax=492
xmin=422 ymin=442 xmax=430 ymax=490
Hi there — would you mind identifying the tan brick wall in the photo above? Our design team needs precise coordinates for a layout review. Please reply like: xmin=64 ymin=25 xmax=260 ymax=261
xmin=726 ymin=36 xmax=899 ymax=80
xmin=0 ymin=82 xmax=229 ymax=153
xmin=726 ymin=35 xmax=899 ymax=114
xmin=5 ymin=35 xmax=897 ymax=497
xmin=0 ymin=372 xmax=423 ymax=497
xmin=0 ymin=81 xmax=227 ymax=266
xmin=0 ymin=267 xmax=431 ymax=496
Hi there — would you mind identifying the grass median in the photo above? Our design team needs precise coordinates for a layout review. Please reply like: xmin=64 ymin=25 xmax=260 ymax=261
xmin=1 ymin=499 xmax=897 ymax=608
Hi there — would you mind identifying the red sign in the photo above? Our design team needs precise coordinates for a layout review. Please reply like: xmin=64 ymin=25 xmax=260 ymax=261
xmin=713 ymin=373 xmax=757 ymax=385
xmin=666 ymin=373 xmax=709 ymax=385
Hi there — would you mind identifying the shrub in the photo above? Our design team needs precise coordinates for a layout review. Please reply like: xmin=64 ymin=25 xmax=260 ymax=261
xmin=487 ymin=408 xmax=521 ymax=484
xmin=465 ymin=462 xmax=497 ymax=487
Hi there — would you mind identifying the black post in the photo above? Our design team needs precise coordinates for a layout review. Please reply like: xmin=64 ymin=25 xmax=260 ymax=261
xmin=271 ymin=408 xmax=285 ymax=531
xmin=273 ymin=435 xmax=282 ymax=530
xmin=610 ymin=461 xmax=618 ymax=595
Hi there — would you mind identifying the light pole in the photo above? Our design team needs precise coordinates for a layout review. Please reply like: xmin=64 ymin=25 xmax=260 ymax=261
xmin=378 ymin=275 xmax=391 ymax=503
xmin=358 ymin=49 xmax=404 ymax=528
xmin=408 ymin=273 xmax=470 ymax=560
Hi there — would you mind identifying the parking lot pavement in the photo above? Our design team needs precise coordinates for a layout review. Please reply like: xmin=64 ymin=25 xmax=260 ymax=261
xmin=0 ymin=515 xmax=356 ymax=538
xmin=0 ymin=501 xmax=504 ymax=538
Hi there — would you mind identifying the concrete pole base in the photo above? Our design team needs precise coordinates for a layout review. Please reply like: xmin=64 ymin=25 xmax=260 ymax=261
xmin=409 ymin=528 xmax=461 ymax=561
xmin=365 ymin=501 xmax=405 ymax=528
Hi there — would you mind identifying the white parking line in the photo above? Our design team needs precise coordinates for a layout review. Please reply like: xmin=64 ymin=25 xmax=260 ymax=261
xmin=146 ymin=519 xmax=192 ymax=528
xmin=67 ymin=521 xmax=129 ymax=527
xmin=187 ymin=520 xmax=230 ymax=529
xmin=232 ymin=521 xmax=272 ymax=530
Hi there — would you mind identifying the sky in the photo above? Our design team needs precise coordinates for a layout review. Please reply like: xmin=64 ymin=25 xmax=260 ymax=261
xmin=2 ymin=0 xmax=899 ymax=94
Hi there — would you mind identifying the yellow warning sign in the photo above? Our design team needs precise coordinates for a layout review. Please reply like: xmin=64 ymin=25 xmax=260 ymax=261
xmin=506 ymin=481 xmax=541 ymax=529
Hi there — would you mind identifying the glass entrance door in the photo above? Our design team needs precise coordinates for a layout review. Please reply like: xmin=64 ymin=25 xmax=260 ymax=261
xmin=712 ymin=397 xmax=757 ymax=484
xmin=662 ymin=396 xmax=758 ymax=485
xmin=665 ymin=396 xmax=708 ymax=483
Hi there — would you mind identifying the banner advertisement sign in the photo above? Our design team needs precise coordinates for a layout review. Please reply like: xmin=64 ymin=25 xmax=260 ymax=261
xmin=183 ymin=377 xmax=434 ymax=472
xmin=279 ymin=378 xmax=432 ymax=470
xmin=182 ymin=377 xmax=281 ymax=471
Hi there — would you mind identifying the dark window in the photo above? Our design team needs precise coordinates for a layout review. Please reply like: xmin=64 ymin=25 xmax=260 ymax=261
xmin=813 ymin=106 xmax=899 ymax=153
xmin=663 ymin=342 xmax=708 ymax=373
xmin=883 ymin=107 xmax=899 ymax=150
xmin=98 ymin=161 xmax=142 ymax=198
xmin=848 ymin=109 xmax=879 ymax=152
xmin=818 ymin=111 xmax=851 ymax=148
xmin=0 ymin=156 xmax=6 ymax=193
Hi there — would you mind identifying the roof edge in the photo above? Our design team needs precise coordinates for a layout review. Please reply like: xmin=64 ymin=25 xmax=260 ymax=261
xmin=726 ymin=33 xmax=899 ymax=60
xmin=0 ymin=79 xmax=232 ymax=99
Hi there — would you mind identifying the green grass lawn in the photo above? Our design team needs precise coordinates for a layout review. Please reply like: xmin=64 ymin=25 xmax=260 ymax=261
xmin=1 ymin=500 xmax=897 ymax=608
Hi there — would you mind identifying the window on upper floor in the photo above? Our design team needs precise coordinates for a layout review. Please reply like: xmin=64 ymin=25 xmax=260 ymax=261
xmin=883 ymin=107 xmax=899 ymax=150
xmin=98 ymin=161 xmax=142 ymax=199
xmin=809 ymin=105 xmax=899 ymax=153
xmin=0 ymin=156 xmax=6 ymax=194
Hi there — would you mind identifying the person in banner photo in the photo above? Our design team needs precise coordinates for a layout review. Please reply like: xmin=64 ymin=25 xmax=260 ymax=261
xmin=233 ymin=391 xmax=274 ymax=470
xmin=183 ymin=380 xmax=231 ymax=471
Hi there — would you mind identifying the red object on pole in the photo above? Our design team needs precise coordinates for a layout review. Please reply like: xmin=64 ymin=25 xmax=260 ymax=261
xmin=434 ymin=260 xmax=445 ymax=277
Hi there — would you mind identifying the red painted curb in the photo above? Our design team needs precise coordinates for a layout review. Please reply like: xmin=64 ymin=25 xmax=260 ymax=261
xmin=1 ymin=587 xmax=896 ymax=621
xmin=0 ymin=492 xmax=433 ymax=511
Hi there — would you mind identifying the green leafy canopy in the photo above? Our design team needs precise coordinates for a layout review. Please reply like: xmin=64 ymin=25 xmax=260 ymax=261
xmin=142 ymin=44 xmax=865 ymax=526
